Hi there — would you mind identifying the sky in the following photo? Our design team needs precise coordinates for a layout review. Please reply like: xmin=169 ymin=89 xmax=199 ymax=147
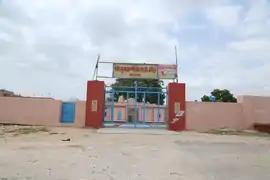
xmin=0 ymin=0 xmax=270 ymax=100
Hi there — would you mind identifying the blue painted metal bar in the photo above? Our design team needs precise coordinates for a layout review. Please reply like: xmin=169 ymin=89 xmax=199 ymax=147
xmin=105 ymin=90 xmax=163 ymax=94
xmin=134 ymin=81 xmax=138 ymax=128
xmin=103 ymin=121 xmax=166 ymax=126
xmin=111 ymin=91 xmax=115 ymax=121
xmin=157 ymin=92 xmax=160 ymax=122
xmin=103 ymin=125 xmax=165 ymax=129
xmin=104 ymin=121 xmax=133 ymax=124
xmin=166 ymin=89 xmax=169 ymax=127
xmin=117 ymin=111 xmax=121 ymax=120
xmin=143 ymin=93 xmax=146 ymax=123
xmin=126 ymin=92 xmax=129 ymax=124
xmin=105 ymin=85 xmax=166 ymax=90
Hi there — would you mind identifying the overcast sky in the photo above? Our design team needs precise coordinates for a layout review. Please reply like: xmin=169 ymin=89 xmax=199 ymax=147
xmin=0 ymin=0 xmax=270 ymax=100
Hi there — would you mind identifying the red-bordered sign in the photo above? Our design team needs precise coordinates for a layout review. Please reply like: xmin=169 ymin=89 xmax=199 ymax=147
xmin=113 ymin=63 xmax=177 ymax=79
xmin=157 ymin=64 xmax=177 ymax=79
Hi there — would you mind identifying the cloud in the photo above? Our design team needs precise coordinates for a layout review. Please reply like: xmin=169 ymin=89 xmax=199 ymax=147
xmin=204 ymin=5 xmax=243 ymax=29
xmin=0 ymin=0 xmax=270 ymax=101
xmin=228 ymin=38 xmax=270 ymax=52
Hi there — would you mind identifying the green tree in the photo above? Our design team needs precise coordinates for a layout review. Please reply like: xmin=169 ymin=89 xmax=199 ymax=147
xmin=111 ymin=79 xmax=166 ymax=105
xmin=201 ymin=95 xmax=210 ymax=102
xmin=201 ymin=89 xmax=237 ymax=103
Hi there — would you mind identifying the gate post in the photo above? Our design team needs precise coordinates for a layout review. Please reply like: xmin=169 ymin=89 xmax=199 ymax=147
xmin=85 ymin=81 xmax=105 ymax=128
xmin=167 ymin=83 xmax=186 ymax=131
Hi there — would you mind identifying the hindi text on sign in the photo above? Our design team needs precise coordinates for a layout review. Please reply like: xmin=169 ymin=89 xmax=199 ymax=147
xmin=113 ymin=63 xmax=158 ymax=79
xmin=113 ymin=63 xmax=177 ymax=79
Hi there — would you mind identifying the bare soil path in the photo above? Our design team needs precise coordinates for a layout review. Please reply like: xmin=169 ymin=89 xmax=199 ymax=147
xmin=0 ymin=127 xmax=270 ymax=180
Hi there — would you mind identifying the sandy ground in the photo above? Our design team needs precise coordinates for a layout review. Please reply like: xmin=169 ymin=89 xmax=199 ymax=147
xmin=0 ymin=127 xmax=270 ymax=180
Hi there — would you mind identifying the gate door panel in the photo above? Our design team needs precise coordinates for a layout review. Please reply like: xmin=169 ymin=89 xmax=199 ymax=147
xmin=61 ymin=102 xmax=75 ymax=123
xmin=104 ymin=85 xmax=168 ymax=128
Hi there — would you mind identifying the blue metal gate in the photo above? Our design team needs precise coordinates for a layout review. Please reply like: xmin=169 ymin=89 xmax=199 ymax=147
xmin=104 ymin=83 xmax=168 ymax=128
xmin=61 ymin=102 xmax=75 ymax=123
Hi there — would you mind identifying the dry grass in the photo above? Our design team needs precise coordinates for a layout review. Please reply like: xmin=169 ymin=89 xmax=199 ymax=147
xmin=203 ymin=129 xmax=270 ymax=137
xmin=0 ymin=125 xmax=50 ymax=137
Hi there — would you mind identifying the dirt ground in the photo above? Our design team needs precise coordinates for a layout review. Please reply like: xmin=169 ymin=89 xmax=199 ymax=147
xmin=0 ymin=126 xmax=270 ymax=180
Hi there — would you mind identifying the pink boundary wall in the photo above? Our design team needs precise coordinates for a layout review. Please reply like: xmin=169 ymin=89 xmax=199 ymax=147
xmin=186 ymin=102 xmax=244 ymax=131
xmin=0 ymin=95 xmax=270 ymax=131
xmin=0 ymin=97 xmax=85 ymax=127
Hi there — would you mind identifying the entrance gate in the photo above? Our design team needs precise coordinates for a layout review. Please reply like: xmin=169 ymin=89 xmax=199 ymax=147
xmin=85 ymin=59 xmax=186 ymax=131
xmin=104 ymin=85 xmax=168 ymax=128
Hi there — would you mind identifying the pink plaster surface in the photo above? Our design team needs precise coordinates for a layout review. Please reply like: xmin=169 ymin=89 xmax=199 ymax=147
xmin=186 ymin=101 xmax=244 ymax=131
xmin=1 ymin=95 xmax=270 ymax=131
xmin=74 ymin=101 xmax=86 ymax=127
xmin=0 ymin=97 xmax=85 ymax=127
xmin=237 ymin=96 xmax=270 ymax=128
xmin=0 ymin=97 xmax=62 ymax=126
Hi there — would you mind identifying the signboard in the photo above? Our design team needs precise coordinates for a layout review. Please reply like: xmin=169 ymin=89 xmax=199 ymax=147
xmin=158 ymin=64 xmax=177 ymax=79
xmin=113 ymin=63 xmax=158 ymax=79
xmin=113 ymin=63 xmax=178 ymax=79
xmin=174 ymin=102 xmax=181 ymax=114
xmin=91 ymin=100 xmax=98 ymax=112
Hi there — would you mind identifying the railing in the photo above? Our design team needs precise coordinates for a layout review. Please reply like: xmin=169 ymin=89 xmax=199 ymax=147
xmin=104 ymin=85 xmax=168 ymax=128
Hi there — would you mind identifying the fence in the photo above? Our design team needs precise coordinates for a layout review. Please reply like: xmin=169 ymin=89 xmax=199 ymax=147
xmin=0 ymin=95 xmax=270 ymax=130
